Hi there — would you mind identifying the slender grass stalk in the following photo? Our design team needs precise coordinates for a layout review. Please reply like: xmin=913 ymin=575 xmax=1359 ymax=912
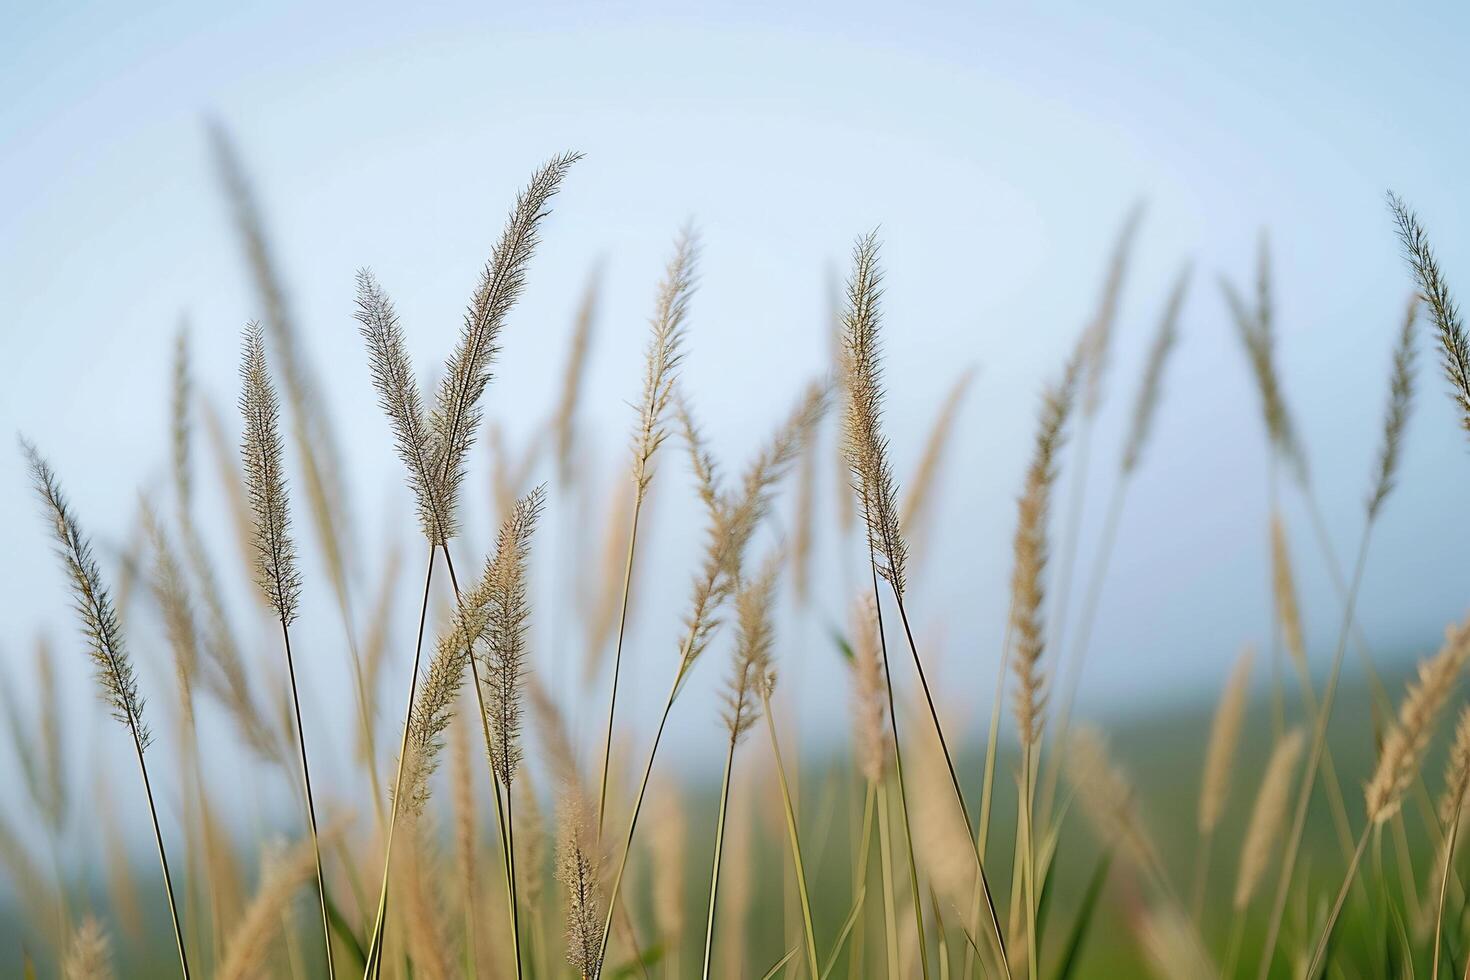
xmin=1253 ymin=533 xmax=1368 ymax=980
xmin=597 ymin=230 xmax=696 ymax=835
xmin=595 ymin=383 xmax=822 ymax=972
xmin=362 ymin=550 xmax=435 ymax=979
xmin=761 ymin=683 xmax=820 ymax=980
xmin=1256 ymin=273 xmax=1419 ymax=980
xmin=1433 ymin=706 xmax=1470 ymax=979
xmin=876 ymin=781 xmax=901 ymax=980
xmin=866 ymin=565 xmax=932 ymax=980
xmin=701 ymin=740 xmax=737 ymax=980
xmin=238 ymin=323 xmax=334 ymax=979
xmin=23 ymin=441 xmax=191 ymax=979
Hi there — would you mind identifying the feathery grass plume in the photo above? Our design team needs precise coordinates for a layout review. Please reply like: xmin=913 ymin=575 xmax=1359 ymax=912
xmin=1199 ymin=648 xmax=1252 ymax=835
xmin=677 ymin=381 xmax=827 ymax=681
xmin=632 ymin=230 xmax=698 ymax=500
xmin=1010 ymin=356 xmax=1082 ymax=748
xmin=62 ymin=916 xmax=114 ymax=980
xmin=841 ymin=230 xmax=908 ymax=597
xmin=174 ymin=338 xmax=281 ymax=766
xmin=1441 ymin=704 xmax=1470 ymax=829
xmin=216 ymin=829 xmax=342 ymax=980
xmin=1138 ymin=905 xmax=1216 ymax=980
xmin=1234 ymin=729 xmax=1305 ymax=911
xmin=595 ymin=230 xmax=695 ymax=831
xmin=399 ymin=622 xmax=476 ymax=815
xmin=1305 ymin=624 xmax=1470 ymax=976
xmin=1389 ymin=192 xmax=1470 ymax=442
xmin=556 ymin=791 xmax=603 ymax=979
xmin=720 ymin=587 xmax=768 ymax=749
xmin=431 ymin=151 xmax=581 ymax=527
xmin=209 ymin=122 xmax=355 ymax=615
xmin=240 ymin=321 xmax=335 ymax=977
xmin=482 ymin=484 xmax=546 ymax=786
xmin=24 ymin=442 xmax=150 ymax=747
xmin=1367 ymin=295 xmax=1419 ymax=519
xmin=1192 ymin=647 xmax=1252 ymax=918
xmin=357 ymin=268 xmax=452 ymax=545
xmin=598 ymin=384 xmax=824 ymax=970
xmin=1081 ymin=202 xmax=1145 ymax=418
xmin=703 ymin=561 xmax=775 ymax=978
xmin=239 ymin=322 xmax=302 ymax=625
xmin=847 ymin=594 xmax=891 ymax=785
xmin=1270 ymin=516 xmax=1306 ymax=675
xmin=1120 ymin=263 xmax=1189 ymax=474
xmin=1365 ymin=620 xmax=1470 ymax=823
xmin=555 ymin=263 xmax=601 ymax=486
xmin=1222 ymin=236 xmax=1307 ymax=483
xmin=900 ymin=365 xmax=977 ymax=551
xmin=1065 ymin=726 xmax=1161 ymax=877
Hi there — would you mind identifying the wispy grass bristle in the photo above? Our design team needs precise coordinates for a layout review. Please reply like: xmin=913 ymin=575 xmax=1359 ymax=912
xmin=357 ymin=268 xmax=453 ymax=545
xmin=1234 ymin=728 xmax=1305 ymax=911
xmin=433 ymin=152 xmax=582 ymax=527
xmin=238 ymin=322 xmax=301 ymax=626
xmin=1389 ymin=192 xmax=1470 ymax=442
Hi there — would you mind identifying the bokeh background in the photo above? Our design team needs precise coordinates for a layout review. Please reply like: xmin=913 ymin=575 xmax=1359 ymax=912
xmin=5 ymin=0 xmax=1470 ymax=909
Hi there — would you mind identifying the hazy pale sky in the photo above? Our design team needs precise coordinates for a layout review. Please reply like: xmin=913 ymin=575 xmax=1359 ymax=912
xmin=4 ymin=0 xmax=1470 ymax=845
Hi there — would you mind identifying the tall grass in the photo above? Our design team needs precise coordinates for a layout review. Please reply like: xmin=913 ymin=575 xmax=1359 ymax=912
xmin=18 ymin=143 xmax=1470 ymax=980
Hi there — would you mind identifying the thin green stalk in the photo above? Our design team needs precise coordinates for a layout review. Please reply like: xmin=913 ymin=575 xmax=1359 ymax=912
xmin=441 ymin=547 xmax=523 ymax=980
xmin=701 ymin=739 xmax=738 ymax=980
xmin=362 ymin=548 xmax=436 ymax=979
xmin=504 ymin=776 xmax=524 ymax=980
xmin=280 ymin=618 xmax=336 ymax=980
xmin=1040 ymin=476 xmax=1125 ymax=825
xmin=1021 ymin=745 xmax=1038 ymax=980
xmin=1256 ymin=529 xmax=1372 ymax=980
xmin=866 ymin=565 xmax=930 ymax=980
xmin=1190 ymin=829 xmax=1213 ymax=924
xmin=1222 ymin=915 xmax=1245 ymax=980
xmin=596 ymin=666 xmax=683 ymax=968
xmin=598 ymin=494 xmax=645 ymax=837
xmin=892 ymin=601 xmax=1010 ymax=977
xmin=969 ymin=611 xmax=1015 ymax=980
xmin=761 ymin=688 xmax=820 ymax=979
xmin=877 ymin=781 xmax=901 ymax=980
xmin=134 ymin=716 xmax=192 ymax=979
xmin=1434 ymin=796 xmax=1465 ymax=980
xmin=1305 ymin=824 xmax=1371 ymax=979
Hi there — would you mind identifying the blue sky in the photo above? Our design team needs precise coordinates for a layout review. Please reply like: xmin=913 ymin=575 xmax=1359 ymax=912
xmin=4 ymin=0 xmax=1470 ymax=843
